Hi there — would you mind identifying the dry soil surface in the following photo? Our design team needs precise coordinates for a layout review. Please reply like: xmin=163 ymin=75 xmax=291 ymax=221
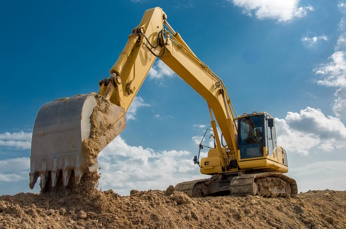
xmin=0 ymin=183 xmax=345 ymax=229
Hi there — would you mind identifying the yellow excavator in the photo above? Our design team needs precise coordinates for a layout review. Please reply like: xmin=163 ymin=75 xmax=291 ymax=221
xmin=30 ymin=7 xmax=297 ymax=197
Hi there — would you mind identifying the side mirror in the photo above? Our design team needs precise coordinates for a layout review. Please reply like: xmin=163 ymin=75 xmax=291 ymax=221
xmin=268 ymin=118 xmax=274 ymax=128
xmin=193 ymin=155 xmax=199 ymax=165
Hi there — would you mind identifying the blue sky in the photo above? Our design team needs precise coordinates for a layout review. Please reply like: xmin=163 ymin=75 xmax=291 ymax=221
xmin=1 ymin=0 xmax=346 ymax=195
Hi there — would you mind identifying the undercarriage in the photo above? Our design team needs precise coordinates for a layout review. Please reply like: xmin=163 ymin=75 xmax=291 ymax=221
xmin=175 ymin=171 xmax=297 ymax=198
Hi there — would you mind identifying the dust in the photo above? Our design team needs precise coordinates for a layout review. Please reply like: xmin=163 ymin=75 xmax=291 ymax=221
xmin=1 ymin=188 xmax=345 ymax=228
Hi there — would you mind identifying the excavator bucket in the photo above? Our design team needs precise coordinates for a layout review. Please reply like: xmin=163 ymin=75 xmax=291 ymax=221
xmin=29 ymin=93 xmax=126 ymax=190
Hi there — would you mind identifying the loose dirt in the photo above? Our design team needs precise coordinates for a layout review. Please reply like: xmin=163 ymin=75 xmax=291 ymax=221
xmin=82 ymin=93 xmax=126 ymax=170
xmin=1 ymin=184 xmax=345 ymax=229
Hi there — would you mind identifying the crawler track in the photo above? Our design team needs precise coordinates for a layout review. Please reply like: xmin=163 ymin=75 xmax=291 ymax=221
xmin=175 ymin=172 xmax=297 ymax=198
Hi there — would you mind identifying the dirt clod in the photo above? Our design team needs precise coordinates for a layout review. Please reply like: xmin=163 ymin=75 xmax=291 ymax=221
xmin=77 ymin=210 xmax=87 ymax=219
xmin=165 ymin=185 xmax=175 ymax=196
xmin=294 ymin=205 xmax=304 ymax=214
xmin=130 ymin=190 xmax=139 ymax=196
xmin=172 ymin=192 xmax=190 ymax=205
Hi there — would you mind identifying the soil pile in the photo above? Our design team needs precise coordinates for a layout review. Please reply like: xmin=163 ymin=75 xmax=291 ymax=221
xmin=1 ymin=184 xmax=345 ymax=229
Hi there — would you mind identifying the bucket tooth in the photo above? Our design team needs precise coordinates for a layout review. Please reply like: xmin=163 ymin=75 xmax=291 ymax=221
xmin=40 ymin=173 xmax=49 ymax=189
xmin=74 ymin=169 xmax=83 ymax=185
xmin=63 ymin=170 xmax=72 ymax=187
xmin=51 ymin=171 xmax=58 ymax=188
xmin=51 ymin=158 xmax=58 ymax=188
xmin=29 ymin=173 xmax=38 ymax=189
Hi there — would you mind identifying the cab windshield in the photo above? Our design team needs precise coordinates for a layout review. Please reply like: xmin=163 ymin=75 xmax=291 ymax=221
xmin=238 ymin=115 xmax=264 ymax=159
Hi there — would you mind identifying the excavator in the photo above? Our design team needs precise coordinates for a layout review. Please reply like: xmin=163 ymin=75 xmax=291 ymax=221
xmin=29 ymin=7 xmax=297 ymax=197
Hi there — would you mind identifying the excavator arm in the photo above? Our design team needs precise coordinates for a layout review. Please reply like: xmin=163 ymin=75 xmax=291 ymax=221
xmin=99 ymin=7 xmax=238 ymax=165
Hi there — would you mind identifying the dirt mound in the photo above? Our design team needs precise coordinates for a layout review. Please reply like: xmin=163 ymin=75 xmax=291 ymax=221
xmin=1 ymin=186 xmax=345 ymax=228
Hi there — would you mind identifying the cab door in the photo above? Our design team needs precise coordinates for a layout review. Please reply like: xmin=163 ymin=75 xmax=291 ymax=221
xmin=265 ymin=115 xmax=277 ymax=156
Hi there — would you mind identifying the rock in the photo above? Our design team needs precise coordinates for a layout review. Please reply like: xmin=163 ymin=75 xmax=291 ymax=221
xmin=325 ymin=216 xmax=334 ymax=225
xmin=191 ymin=211 xmax=199 ymax=220
xmin=43 ymin=201 xmax=49 ymax=209
xmin=46 ymin=209 xmax=55 ymax=215
xmin=232 ymin=212 xmax=242 ymax=220
xmin=172 ymin=192 xmax=190 ymax=205
xmin=77 ymin=210 xmax=87 ymax=219
xmin=165 ymin=185 xmax=175 ymax=196
xmin=229 ymin=207 xmax=238 ymax=212
xmin=250 ymin=200 xmax=258 ymax=205
xmin=324 ymin=193 xmax=331 ymax=198
xmin=150 ymin=213 xmax=159 ymax=221
xmin=294 ymin=205 xmax=304 ymax=214
xmin=87 ymin=212 xmax=97 ymax=218
xmin=276 ymin=205 xmax=283 ymax=211
xmin=130 ymin=190 xmax=139 ymax=196
xmin=26 ymin=208 xmax=37 ymax=218
xmin=0 ymin=201 xmax=8 ymax=212
xmin=59 ymin=208 xmax=66 ymax=215
xmin=267 ymin=220 xmax=281 ymax=228
xmin=68 ymin=208 xmax=76 ymax=214
xmin=302 ymin=217 xmax=313 ymax=224
xmin=77 ymin=220 xmax=86 ymax=227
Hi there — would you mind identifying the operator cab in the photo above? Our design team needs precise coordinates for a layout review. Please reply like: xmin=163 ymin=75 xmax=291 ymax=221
xmin=237 ymin=113 xmax=276 ymax=159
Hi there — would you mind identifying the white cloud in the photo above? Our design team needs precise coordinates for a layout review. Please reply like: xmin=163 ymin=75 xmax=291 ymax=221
xmin=148 ymin=60 xmax=175 ymax=80
xmin=302 ymin=35 xmax=328 ymax=47
xmin=291 ymin=161 xmax=346 ymax=176
xmin=98 ymin=136 xmax=203 ymax=195
xmin=289 ymin=161 xmax=346 ymax=192
xmin=0 ymin=132 xmax=31 ymax=141
xmin=0 ymin=131 xmax=32 ymax=150
xmin=192 ymin=131 xmax=215 ymax=149
xmin=339 ymin=2 xmax=346 ymax=8
xmin=338 ymin=2 xmax=346 ymax=13
xmin=192 ymin=125 xmax=212 ymax=147
xmin=336 ymin=35 xmax=346 ymax=51
xmin=275 ymin=107 xmax=346 ymax=155
xmin=314 ymin=50 xmax=346 ymax=120
xmin=127 ymin=96 xmax=150 ymax=120
xmin=276 ymin=118 xmax=320 ymax=156
xmin=230 ymin=0 xmax=313 ymax=22
xmin=315 ymin=51 xmax=346 ymax=88
xmin=193 ymin=124 xmax=208 ymax=130
xmin=0 ymin=157 xmax=30 ymax=182
xmin=285 ymin=107 xmax=346 ymax=139
xmin=333 ymin=88 xmax=346 ymax=118
xmin=192 ymin=136 xmax=203 ymax=145
xmin=311 ymin=16 xmax=346 ymax=121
